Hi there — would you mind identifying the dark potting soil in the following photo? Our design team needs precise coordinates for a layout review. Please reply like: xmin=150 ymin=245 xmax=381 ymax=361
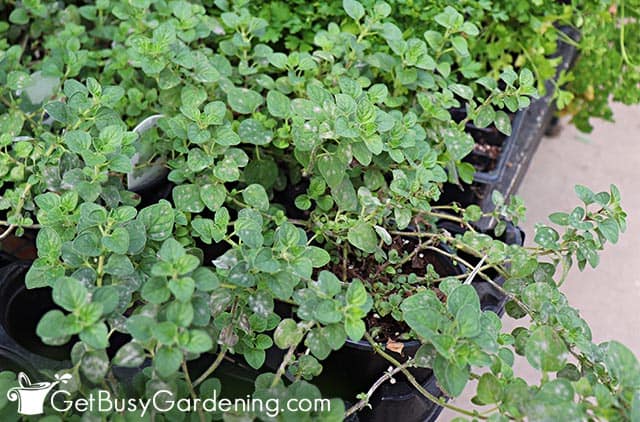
xmin=328 ymin=234 xmax=457 ymax=343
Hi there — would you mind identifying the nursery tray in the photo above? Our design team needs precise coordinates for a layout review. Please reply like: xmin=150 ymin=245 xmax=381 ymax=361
xmin=439 ymin=26 xmax=580 ymax=231
xmin=476 ymin=26 xmax=581 ymax=219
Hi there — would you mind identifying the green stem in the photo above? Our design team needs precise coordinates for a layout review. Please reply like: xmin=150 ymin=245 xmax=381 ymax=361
xmin=193 ymin=347 xmax=228 ymax=387
xmin=182 ymin=360 xmax=206 ymax=422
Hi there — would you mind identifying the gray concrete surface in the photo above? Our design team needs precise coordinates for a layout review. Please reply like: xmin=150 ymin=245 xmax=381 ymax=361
xmin=441 ymin=102 xmax=640 ymax=420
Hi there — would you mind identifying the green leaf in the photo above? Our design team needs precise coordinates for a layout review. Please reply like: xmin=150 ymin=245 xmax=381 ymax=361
xmin=168 ymin=277 xmax=195 ymax=303
xmin=434 ymin=6 xmax=462 ymax=29
xmin=104 ymin=254 xmax=134 ymax=276
xmin=53 ymin=277 xmax=89 ymax=312
xmin=525 ymin=327 xmax=569 ymax=372
xmin=158 ymin=238 xmax=186 ymax=262
xmin=64 ymin=131 xmax=91 ymax=153
xmin=476 ymin=373 xmax=503 ymax=404
xmin=456 ymin=304 xmax=481 ymax=338
xmin=244 ymin=348 xmax=265 ymax=369
xmin=113 ymin=342 xmax=146 ymax=368
xmin=153 ymin=321 xmax=178 ymax=345
xmin=274 ymin=319 xmax=304 ymax=349
xmin=461 ymin=22 xmax=480 ymax=36
xmin=155 ymin=346 xmax=182 ymax=378
xmin=433 ymin=354 xmax=469 ymax=396
xmin=601 ymin=341 xmax=640 ymax=388
xmin=25 ymin=260 xmax=58 ymax=289
xmin=314 ymin=300 xmax=342 ymax=324
xmin=346 ymin=279 xmax=367 ymax=306
xmin=316 ymin=271 xmax=341 ymax=297
xmin=242 ymin=184 xmax=269 ymax=211
xmin=138 ymin=200 xmax=174 ymax=241
xmin=126 ymin=315 xmax=155 ymax=342
xmin=9 ymin=8 xmax=29 ymax=24
xmin=494 ymin=111 xmax=512 ymax=136
xmin=93 ymin=286 xmax=119 ymax=315
xmin=184 ymin=330 xmax=213 ymax=354
xmin=79 ymin=322 xmax=109 ymax=349
xmin=305 ymin=246 xmax=331 ymax=267
xmin=344 ymin=316 xmax=365 ymax=341
xmin=447 ymin=285 xmax=480 ymax=315
xmin=173 ymin=184 xmax=205 ymax=213
xmin=347 ymin=222 xmax=378 ymax=253
xmin=36 ymin=310 xmax=69 ymax=341
xmin=343 ymin=0 xmax=365 ymax=21
xmin=102 ymin=227 xmax=130 ymax=254
xmin=451 ymin=36 xmax=469 ymax=56
xmin=72 ymin=231 xmax=101 ymax=257
xmin=227 ymin=87 xmax=263 ymax=114
xmin=599 ymin=218 xmax=619 ymax=244
xmin=45 ymin=101 xmax=73 ymax=124
xmin=36 ymin=227 xmax=62 ymax=259
xmin=266 ymin=90 xmax=291 ymax=118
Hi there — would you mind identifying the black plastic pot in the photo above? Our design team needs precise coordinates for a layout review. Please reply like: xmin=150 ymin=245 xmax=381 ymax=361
xmin=0 ymin=261 xmax=139 ymax=372
xmin=0 ymin=260 xmax=235 ymax=395
xmin=0 ymin=345 xmax=38 ymax=375
xmin=349 ymin=221 xmax=525 ymax=422
xmin=0 ymin=261 xmax=69 ymax=371
xmin=296 ymin=221 xmax=523 ymax=422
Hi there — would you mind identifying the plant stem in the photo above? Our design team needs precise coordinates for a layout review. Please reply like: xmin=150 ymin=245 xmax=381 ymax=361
xmin=193 ymin=347 xmax=227 ymax=387
xmin=271 ymin=344 xmax=297 ymax=388
xmin=463 ymin=255 xmax=487 ymax=285
xmin=0 ymin=220 xmax=41 ymax=229
xmin=182 ymin=360 xmax=206 ymax=422
xmin=0 ymin=225 xmax=16 ymax=240
xmin=345 ymin=362 xmax=408 ymax=417
xmin=271 ymin=322 xmax=314 ymax=387
xmin=96 ymin=255 xmax=105 ymax=287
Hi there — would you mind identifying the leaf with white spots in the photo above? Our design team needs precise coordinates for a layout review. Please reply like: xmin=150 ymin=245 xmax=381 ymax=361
xmin=227 ymin=87 xmax=263 ymax=114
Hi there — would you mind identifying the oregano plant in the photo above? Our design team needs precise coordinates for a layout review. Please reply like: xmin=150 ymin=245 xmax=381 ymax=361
xmin=0 ymin=1 xmax=637 ymax=421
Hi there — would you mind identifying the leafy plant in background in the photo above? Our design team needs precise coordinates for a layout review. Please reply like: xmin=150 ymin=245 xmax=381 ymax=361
xmin=0 ymin=1 xmax=638 ymax=421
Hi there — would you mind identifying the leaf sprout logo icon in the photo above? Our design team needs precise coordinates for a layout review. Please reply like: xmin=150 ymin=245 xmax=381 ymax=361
xmin=6 ymin=372 xmax=72 ymax=416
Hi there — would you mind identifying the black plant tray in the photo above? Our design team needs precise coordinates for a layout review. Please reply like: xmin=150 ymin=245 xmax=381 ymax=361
xmin=440 ymin=26 xmax=580 ymax=230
